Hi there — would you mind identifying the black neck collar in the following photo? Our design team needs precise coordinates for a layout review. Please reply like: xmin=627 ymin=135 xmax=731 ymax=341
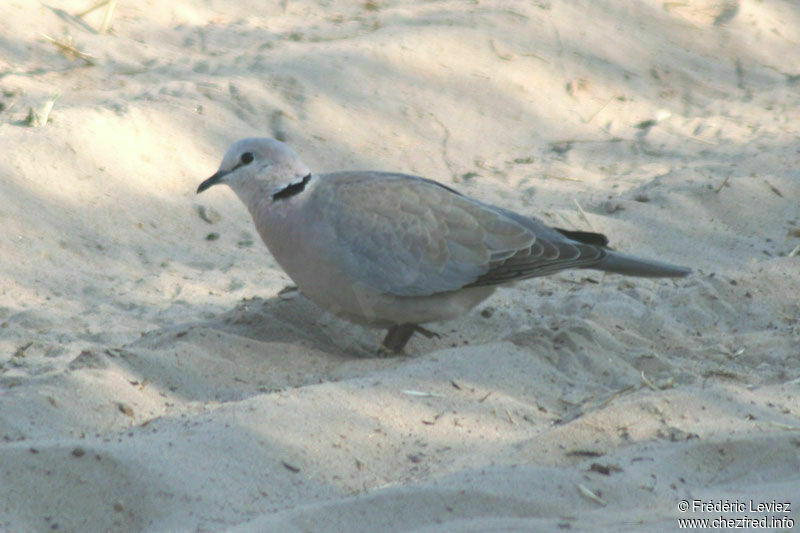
xmin=272 ymin=174 xmax=312 ymax=201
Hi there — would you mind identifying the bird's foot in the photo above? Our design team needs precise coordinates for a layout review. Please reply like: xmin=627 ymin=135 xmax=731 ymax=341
xmin=411 ymin=325 xmax=440 ymax=339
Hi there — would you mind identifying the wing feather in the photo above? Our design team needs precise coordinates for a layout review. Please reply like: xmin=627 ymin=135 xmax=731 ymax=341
xmin=309 ymin=172 xmax=607 ymax=296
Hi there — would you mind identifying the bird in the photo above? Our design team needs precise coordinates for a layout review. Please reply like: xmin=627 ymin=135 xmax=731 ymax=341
xmin=197 ymin=138 xmax=690 ymax=353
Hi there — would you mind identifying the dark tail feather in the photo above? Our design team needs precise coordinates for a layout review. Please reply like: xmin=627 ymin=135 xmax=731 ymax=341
xmin=592 ymin=251 xmax=691 ymax=278
xmin=556 ymin=227 xmax=691 ymax=277
xmin=554 ymin=228 xmax=609 ymax=247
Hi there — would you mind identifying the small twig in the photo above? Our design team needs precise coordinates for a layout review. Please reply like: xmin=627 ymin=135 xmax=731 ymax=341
xmin=542 ymin=174 xmax=583 ymax=182
xmin=764 ymin=180 xmax=784 ymax=198
xmin=99 ymin=0 xmax=116 ymax=34
xmin=640 ymin=370 xmax=658 ymax=392
xmin=768 ymin=421 xmax=800 ymax=431
xmin=13 ymin=342 xmax=33 ymax=358
xmin=39 ymin=93 xmax=60 ymax=127
xmin=565 ymin=449 xmax=605 ymax=458
xmin=401 ymin=390 xmax=444 ymax=398
xmin=577 ymin=484 xmax=606 ymax=506
xmin=573 ymin=199 xmax=594 ymax=230
xmin=596 ymin=385 xmax=635 ymax=410
xmin=41 ymin=34 xmax=95 ymax=65
xmin=281 ymin=460 xmax=301 ymax=473
xmin=76 ymin=0 xmax=110 ymax=18
xmin=715 ymin=175 xmax=731 ymax=193
xmin=788 ymin=244 xmax=800 ymax=258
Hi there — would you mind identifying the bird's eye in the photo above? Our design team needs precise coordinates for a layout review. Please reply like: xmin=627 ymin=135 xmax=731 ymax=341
xmin=240 ymin=152 xmax=254 ymax=165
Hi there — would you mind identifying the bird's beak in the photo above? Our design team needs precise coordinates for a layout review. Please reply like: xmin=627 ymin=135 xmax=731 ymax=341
xmin=196 ymin=169 xmax=229 ymax=194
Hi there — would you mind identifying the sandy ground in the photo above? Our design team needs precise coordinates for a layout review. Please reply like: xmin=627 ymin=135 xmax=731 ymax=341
xmin=1 ymin=0 xmax=799 ymax=531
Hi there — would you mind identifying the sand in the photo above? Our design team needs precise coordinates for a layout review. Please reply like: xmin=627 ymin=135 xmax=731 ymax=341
xmin=1 ymin=0 xmax=798 ymax=531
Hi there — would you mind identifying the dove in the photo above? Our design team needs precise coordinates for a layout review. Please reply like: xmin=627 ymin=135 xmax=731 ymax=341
xmin=197 ymin=138 xmax=690 ymax=353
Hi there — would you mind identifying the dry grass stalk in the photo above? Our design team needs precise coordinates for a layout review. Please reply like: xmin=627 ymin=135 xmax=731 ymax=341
xmin=76 ymin=0 xmax=116 ymax=34
xmin=41 ymin=34 xmax=95 ymax=65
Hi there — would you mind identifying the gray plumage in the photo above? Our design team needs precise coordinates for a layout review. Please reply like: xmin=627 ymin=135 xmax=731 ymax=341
xmin=197 ymin=138 xmax=690 ymax=353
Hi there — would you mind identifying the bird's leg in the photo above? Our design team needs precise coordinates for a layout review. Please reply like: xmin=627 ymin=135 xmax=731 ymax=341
xmin=380 ymin=324 xmax=417 ymax=354
xmin=379 ymin=324 xmax=440 ymax=355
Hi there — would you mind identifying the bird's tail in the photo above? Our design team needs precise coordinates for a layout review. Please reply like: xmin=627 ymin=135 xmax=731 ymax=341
xmin=591 ymin=250 xmax=691 ymax=278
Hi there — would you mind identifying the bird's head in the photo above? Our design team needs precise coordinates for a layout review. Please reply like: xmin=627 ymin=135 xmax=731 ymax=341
xmin=197 ymin=138 xmax=311 ymax=197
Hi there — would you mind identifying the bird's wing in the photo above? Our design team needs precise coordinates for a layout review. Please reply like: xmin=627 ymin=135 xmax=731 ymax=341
xmin=309 ymin=172 xmax=606 ymax=296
